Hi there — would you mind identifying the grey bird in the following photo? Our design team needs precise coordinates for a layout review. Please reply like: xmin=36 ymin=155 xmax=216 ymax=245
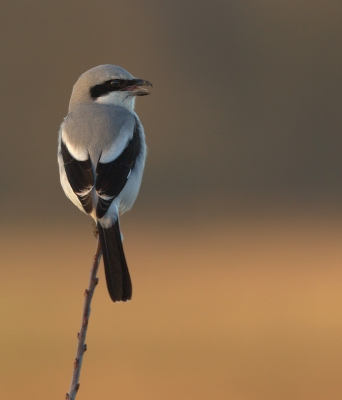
xmin=58 ymin=64 xmax=152 ymax=302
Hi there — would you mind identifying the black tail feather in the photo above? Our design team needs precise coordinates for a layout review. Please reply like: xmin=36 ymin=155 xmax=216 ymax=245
xmin=97 ymin=220 xmax=132 ymax=302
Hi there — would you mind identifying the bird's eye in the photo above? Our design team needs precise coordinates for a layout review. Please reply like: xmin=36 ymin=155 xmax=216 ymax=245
xmin=110 ymin=79 xmax=120 ymax=88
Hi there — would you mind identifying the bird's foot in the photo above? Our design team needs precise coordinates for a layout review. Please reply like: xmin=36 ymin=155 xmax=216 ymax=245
xmin=92 ymin=221 xmax=98 ymax=239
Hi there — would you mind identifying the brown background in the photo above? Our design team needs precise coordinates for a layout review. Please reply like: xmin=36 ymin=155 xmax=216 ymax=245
xmin=1 ymin=1 xmax=342 ymax=399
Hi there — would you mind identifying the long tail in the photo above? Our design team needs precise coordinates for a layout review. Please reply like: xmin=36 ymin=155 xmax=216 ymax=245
xmin=97 ymin=220 xmax=132 ymax=302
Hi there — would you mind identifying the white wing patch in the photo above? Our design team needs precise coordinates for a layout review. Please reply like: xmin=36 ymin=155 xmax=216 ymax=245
xmin=61 ymin=128 xmax=89 ymax=161
xmin=99 ymin=118 xmax=135 ymax=163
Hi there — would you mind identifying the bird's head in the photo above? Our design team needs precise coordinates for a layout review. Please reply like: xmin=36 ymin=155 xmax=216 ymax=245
xmin=69 ymin=64 xmax=152 ymax=112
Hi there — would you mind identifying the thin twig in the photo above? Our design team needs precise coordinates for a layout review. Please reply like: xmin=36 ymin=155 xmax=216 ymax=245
xmin=66 ymin=238 xmax=102 ymax=400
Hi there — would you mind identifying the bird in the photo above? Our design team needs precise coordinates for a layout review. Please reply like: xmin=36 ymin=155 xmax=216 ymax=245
xmin=58 ymin=64 xmax=152 ymax=302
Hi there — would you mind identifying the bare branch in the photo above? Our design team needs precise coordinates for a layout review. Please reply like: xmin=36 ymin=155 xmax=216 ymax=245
xmin=66 ymin=238 xmax=102 ymax=400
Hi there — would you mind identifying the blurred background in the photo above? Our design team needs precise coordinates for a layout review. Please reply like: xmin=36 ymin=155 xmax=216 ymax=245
xmin=1 ymin=1 xmax=342 ymax=399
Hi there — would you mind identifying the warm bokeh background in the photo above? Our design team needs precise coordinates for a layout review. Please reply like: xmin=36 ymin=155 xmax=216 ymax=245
xmin=1 ymin=1 xmax=342 ymax=399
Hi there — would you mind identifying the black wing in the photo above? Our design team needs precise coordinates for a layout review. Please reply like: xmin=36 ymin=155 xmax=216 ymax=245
xmin=61 ymin=140 xmax=94 ymax=214
xmin=95 ymin=124 xmax=141 ymax=219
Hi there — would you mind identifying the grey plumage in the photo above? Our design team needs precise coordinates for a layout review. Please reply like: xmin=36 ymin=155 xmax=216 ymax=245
xmin=58 ymin=65 xmax=152 ymax=302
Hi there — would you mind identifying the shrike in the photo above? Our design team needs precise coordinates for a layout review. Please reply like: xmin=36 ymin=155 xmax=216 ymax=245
xmin=58 ymin=65 xmax=152 ymax=302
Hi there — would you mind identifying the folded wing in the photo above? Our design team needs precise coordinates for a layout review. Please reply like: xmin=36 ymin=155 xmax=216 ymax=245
xmin=60 ymin=140 xmax=94 ymax=214
xmin=95 ymin=123 xmax=141 ymax=219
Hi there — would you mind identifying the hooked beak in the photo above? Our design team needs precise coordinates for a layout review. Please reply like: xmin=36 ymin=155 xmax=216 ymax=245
xmin=121 ymin=78 xmax=153 ymax=96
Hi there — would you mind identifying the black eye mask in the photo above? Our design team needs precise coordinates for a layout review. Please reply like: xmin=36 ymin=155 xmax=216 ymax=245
xmin=90 ymin=79 xmax=138 ymax=99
